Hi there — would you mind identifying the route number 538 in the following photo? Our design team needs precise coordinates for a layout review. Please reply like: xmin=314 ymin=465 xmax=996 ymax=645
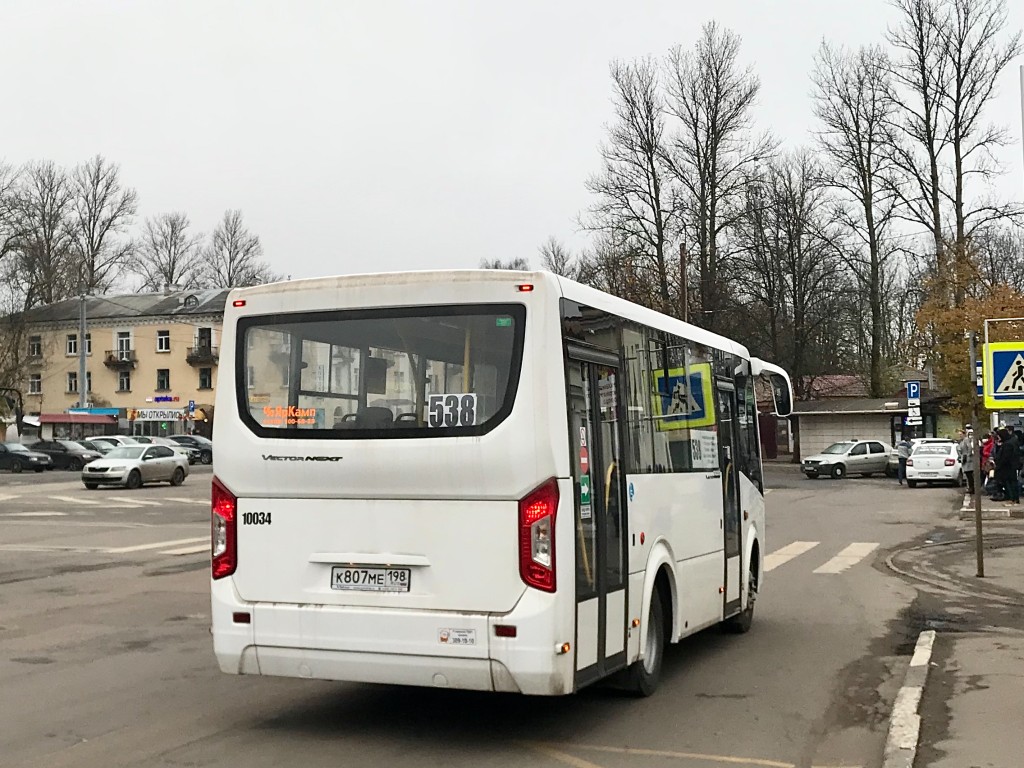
xmin=427 ymin=393 xmax=477 ymax=428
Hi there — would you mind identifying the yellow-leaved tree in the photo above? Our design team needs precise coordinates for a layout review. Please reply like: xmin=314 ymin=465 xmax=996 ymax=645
xmin=916 ymin=282 xmax=1024 ymax=423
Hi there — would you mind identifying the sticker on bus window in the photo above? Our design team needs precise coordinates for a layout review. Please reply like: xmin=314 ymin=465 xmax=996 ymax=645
xmin=427 ymin=393 xmax=478 ymax=428
xmin=495 ymin=317 xmax=513 ymax=327
xmin=261 ymin=405 xmax=321 ymax=427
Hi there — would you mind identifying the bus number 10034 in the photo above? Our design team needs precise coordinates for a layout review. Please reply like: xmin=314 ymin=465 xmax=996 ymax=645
xmin=241 ymin=512 xmax=272 ymax=525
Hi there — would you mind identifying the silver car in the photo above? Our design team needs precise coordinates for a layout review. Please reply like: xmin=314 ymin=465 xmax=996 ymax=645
xmin=82 ymin=444 xmax=190 ymax=490
xmin=802 ymin=439 xmax=893 ymax=479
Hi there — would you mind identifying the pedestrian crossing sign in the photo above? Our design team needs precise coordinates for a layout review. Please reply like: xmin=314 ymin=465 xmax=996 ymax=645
xmin=651 ymin=362 xmax=715 ymax=430
xmin=983 ymin=342 xmax=1024 ymax=410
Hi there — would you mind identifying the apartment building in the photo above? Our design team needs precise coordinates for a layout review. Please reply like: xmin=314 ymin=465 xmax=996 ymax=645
xmin=22 ymin=288 xmax=230 ymax=438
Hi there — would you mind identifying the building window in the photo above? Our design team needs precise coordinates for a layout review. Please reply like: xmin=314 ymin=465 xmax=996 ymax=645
xmin=85 ymin=333 xmax=92 ymax=354
xmin=28 ymin=336 xmax=41 ymax=357
xmin=28 ymin=374 xmax=41 ymax=394
xmin=199 ymin=367 xmax=213 ymax=390
xmin=157 ymin=369 xmax=171 ymax=390
xmin=67 ymin=371 xmax=78 ymax=393
xmin=66 ymin=334 xmax=78 ymax=355
xmin=157 ymin=330 xmax=170 ymax=353
xmin=118 ymin=370 xmax=131 ymax=392
xmin=86 ymin=371 xmax=92 ymax=392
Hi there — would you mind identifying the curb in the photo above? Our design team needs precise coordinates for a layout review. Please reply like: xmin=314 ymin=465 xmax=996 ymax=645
xmin=959 ymin=493 xmax=1024 ymax=519
xmin=882 ymin=630 xmax=936 ymax=768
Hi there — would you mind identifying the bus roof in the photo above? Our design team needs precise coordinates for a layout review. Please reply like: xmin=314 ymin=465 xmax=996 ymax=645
xmin=228 ymin=269 xmax=750 ymax=359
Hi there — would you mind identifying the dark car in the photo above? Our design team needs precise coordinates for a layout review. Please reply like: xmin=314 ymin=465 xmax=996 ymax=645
xmin=0 ymin=442 xmax=53 ymax=473
xmin=31 ymin=439 xmax=104 ymax=471
xmin=77 ymin=439 xmax=114 ymax=455
xmin=168 ymin=434 xmax=213 ymax=465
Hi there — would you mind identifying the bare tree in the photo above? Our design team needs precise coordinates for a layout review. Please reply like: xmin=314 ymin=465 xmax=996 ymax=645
xmin=813 ymin=43 xmax=900 ymax=397
xmin=665 ymin=22 xmax=776 ymax=332
xmin=0 ymin=163 xmax=21 ymax=264
xmin=735 ymin=151 xmax=855 ymax=397
xmin=479 ymin=257 xmax=530 ymax=270
xmin=973 ymin=225 xmax=1024 ymax=292
xmin=69 ymin=155 xmax=138 ymax=293
xmin=199 ymin=209 xmax=276 ymax=287
xmin=538 ymin=236 xmax=580 ymax=279
xmin=886 ymin=0 xmax=950 ymax=277
xmin=11 ymin=160 xmax=77 ymax=307
xmin=583 ymin=58 xmax=677 ymax=315
xmin=131 ymin=212 xmax=203 ymax=291
xmin=936 ymin=0 xmax=1022 ymax=303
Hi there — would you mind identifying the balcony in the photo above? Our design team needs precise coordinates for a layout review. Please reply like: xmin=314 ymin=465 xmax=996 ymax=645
xmin=104 ymin=349 xmax=137 ymax=369
xmin=186 ymin=345 xmax=219 ymax=366
xmin=27 ymin=353 xmax=44 ymax=367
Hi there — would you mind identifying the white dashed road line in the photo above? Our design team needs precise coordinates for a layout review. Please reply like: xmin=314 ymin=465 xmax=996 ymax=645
xmin=161 ymin=544 xmax=210 ymax=556
xmin=106 ymin=536 xmax=208 ymax=554
xmin=764 ymin=541 xmax=819 ymax=572
xmin=48 ymin=495 xmax=100 ymax=505
xmin=164 ymin=497 xmax=209 ymax=505
xmin=813 ymin=542 xmax=879 ymax=574
xmin=106 ymin=497 xmax=162 ymax=506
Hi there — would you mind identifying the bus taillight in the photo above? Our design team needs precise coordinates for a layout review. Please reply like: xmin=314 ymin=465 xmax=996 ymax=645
xmin=519 ymin=479 xmax=559 ymax=593
xmin=212 ymin=476 xmax=237 ymax=579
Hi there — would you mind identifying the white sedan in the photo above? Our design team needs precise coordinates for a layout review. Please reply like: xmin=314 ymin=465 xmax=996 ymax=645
xmin=82 ymin=444 xmax=190 ymax=490
xmin=906 ymin=442 xmax=962 ymax=487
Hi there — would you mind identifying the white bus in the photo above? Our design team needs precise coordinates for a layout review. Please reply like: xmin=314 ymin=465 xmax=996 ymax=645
xmin=211 ymin=270 xmax=793 ymax=696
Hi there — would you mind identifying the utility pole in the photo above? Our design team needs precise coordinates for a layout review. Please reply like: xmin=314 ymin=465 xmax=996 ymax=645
xmin=1019 ymin=65 xmax=1023 ymax=195
xmin=969 ymin=331 xmax=984 ymax=578
xmin=78 ymin=287 xmax=88 ymax=412
xmin=679 ymin=242 xmax=688 ymax=324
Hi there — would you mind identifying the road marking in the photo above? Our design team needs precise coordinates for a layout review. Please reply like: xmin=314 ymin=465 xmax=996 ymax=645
xmin=107 ymin=497 xmax=162 ymax=506
xmin=764 ymin=541 xmax=819 ymax=572
xmin=161 ymin=544 xmax=209 ymax=556
xmin=531 ymin=742 xmax=861 ymax=768
xmin=813 ymin=542 xmax=879 ymax=574
xmin=0 ymin=544 xmax=110 ymax=553
xmin=0 ymin=511 xmax=69 ymax=517
xmin=106 ymin=536 xmax=208 ymax=554
xmin=164 ymin=497 xmax=209 ymax=505
xmin=48 ymin=495 xmax=100 ymax=505
xmin=0 ymin=493 xmax=20 ymax=502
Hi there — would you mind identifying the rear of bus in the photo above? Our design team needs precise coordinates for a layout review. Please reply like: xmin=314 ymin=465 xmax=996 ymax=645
xmin=211 ymin=271 xmax=577 ymax=695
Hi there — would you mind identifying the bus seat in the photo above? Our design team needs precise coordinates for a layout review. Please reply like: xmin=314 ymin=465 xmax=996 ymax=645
xmin=355 ymin=406 xmax=394 ymax=428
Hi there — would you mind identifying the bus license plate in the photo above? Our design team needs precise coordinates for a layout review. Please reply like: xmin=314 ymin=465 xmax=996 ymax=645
xmin=331 ymin=566 xmax=410 ymax=592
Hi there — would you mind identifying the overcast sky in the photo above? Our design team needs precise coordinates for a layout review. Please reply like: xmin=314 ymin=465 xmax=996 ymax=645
xmin=2 ymin=0 xmax=1022 ymax=280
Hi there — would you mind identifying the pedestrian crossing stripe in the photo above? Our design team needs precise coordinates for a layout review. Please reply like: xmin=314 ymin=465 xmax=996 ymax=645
xmin=766 ymin=540 xmax=879 ymax=574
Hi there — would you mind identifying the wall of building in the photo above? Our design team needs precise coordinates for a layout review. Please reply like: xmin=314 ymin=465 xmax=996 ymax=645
xmin=798 ymin=415 xmax=896 ymax=457
xmin=24 ymin=316 xmax=221 ymax=434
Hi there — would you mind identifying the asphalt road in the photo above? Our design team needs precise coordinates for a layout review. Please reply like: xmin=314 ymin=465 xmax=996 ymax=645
xmin=0 ymin=463 xmax=965 ymax=768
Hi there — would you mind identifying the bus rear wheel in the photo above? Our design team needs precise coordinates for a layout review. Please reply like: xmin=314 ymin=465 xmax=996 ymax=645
xmin=626 ymin=591 xmax=665 ymax=697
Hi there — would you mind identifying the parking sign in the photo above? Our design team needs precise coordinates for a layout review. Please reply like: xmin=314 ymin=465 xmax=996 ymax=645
xmin=906 ymin=381 xmax=920 ymax=400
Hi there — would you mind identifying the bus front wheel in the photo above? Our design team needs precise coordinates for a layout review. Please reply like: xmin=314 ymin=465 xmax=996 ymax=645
xmin=626 ymin=591 xmax=665 ymax=697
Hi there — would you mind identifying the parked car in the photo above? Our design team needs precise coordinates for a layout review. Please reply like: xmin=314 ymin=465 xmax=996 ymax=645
xmin=133 ymin=436 xmax=200 ymax=464
xmin=906 ymin=442 xmax=962 ymax=488
xmin=29 ymin=439 xmax=104 ymax=471
xmin=168 ymin=434 xmax=213 ymax=465
xmin=77 ymin=439 xmax=114 ymax=455
xmin=802 ymin=439 xmax=893 ymax=479
xmin=90 ymin=435 xmax=140 ymax=448
xmin=81 ymin=444 xmax=190 ymax=489
xmin=0 ymin=442 xmax=53 ymax=473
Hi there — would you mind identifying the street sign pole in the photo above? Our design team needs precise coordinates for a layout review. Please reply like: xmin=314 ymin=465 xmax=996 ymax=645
xmin=969 ymin=332 xmax=984 ymax=578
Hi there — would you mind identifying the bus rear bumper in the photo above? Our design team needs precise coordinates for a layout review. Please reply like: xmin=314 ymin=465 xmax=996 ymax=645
xmin=212 ymin=582 xmax=573 ymax=696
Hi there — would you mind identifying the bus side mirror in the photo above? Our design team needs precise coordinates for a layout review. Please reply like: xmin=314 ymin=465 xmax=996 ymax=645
xmin=769 ymin=373 xmax=792 ymax=417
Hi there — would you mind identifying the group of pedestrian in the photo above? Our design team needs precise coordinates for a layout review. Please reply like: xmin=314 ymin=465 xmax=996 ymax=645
xmin=973 ymin=426 xmax=1023 ymax=505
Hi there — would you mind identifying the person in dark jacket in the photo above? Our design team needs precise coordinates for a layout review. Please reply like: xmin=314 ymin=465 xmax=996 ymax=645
xmin=994 ymin=428 xmax=1020 ymax=505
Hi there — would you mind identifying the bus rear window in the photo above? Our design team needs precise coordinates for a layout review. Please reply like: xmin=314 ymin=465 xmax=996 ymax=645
xmin=237 ymin=304 xmax=525 ymax=438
